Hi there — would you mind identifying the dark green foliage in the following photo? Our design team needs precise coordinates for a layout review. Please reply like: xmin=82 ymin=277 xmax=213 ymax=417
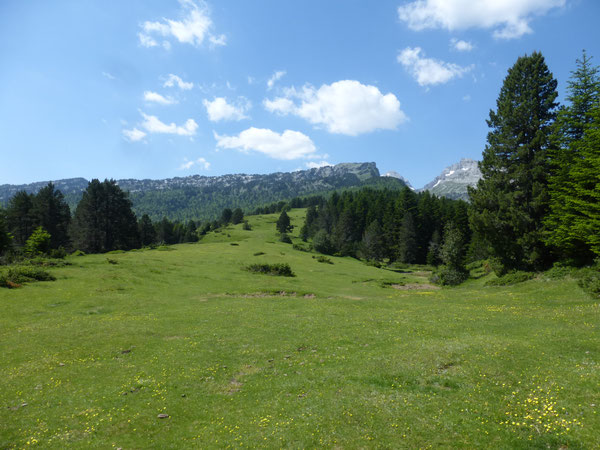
xmin=304 ymin=187 xmax=467 ymax=262
xmin=398 ymin=213 xmax=418 ymax=264
xmin=485 ymin=271 xmax=535 ymax=286
xmin=315 ymin=255 xmax=333 ymax=264
xmin=276 ymin=210 xmax=293 ymax=234
xmin=231 ymin=208 xmax=244 ymax=225
xmin=0 ymin=209 xmax=12 ymax=256
xmin=312 ymin=230 xmax=335 ymax=255
xmin=279 ymin=233 xmax=292 ymax=244
xmin=71 ymin=179 xmax=140 ymax=253
xmin=470 ymin=52 xmax=558 ymax=274
xmin=0 ymin=265 xmax=55 ymax=288
xmin=434 ymin=223 xmax=469 ymax=286
xmin=426 ymin=229 xmax=442 ymax=266
xmin=361 ymin=220 xmax=384 ymax=261
xmin=24 ymin=226 xmax=51 ymax=256
xmin=244 ymin=263 xmax=295 ymax=277
xmin=31 ymin=183 xmax=71 ymax=249
xmin=6 ymin=191 xmax=35 ymax=246
xmin=253 ymin=251 xmax=265 ymax=256
xmin=220 ymin=208 xmax=233 ymax=225
xmin=242 ymin=220 xmax=252 ymax=231
xmin=155 ymin=218 xmax=176 ymax=245
xmin=545 ymin=51 xmax=600 ymax=263
xmin=138 ymin=214 xmax=156 ymax=247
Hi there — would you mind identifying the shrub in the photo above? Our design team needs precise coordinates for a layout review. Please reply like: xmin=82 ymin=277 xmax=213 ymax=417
xmin=315 ymin=255 xmax=333 ymax=264
xmin=71 ymin=250 xmax=86 ymax=256
xmin=253 ymin=251 xmax=266 ymax=256
xmin=293 ymin=243 xmax=311 ymax=252
xmin=485 ymin=271 xmax=534 ymax=286
xmin=279 ymin=233 xmax=292 ymax=244
xmin=245 ymin=263 xmax=295 ymax=277
xmin=574 ymin=265 xmax=600 ymax=298
xmin=0 ymin=265 xmax=55 ymax=288
xmin=433 ymin=266 xmax=469 ymax=286
xmin=544 ymin=264 xmax=573 ymax=280
xmin=312 ymin=230 xmax=335 ymax=255
xmin=49 ymin=247 xmax=67 ymax=259
xmin=242 ymin=220 xmax=252 ymax=231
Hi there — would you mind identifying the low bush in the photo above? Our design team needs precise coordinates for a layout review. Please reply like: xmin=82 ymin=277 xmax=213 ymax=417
xmin=244 ymin=263 xmax=295 ymax=277
xmin=543 ymin=264 xmax=573 ymax=280
xmin=0 ymin=265 xmax=55 ymax=288
xmin=293 ymin=243 xmax=311 ymax=252
xmin=432 ymin=266 xmax=469 ymax=286
xmin=574 ymin=265 xmax=600 ymax=298
xmin=253 ymin=251 xmax=266 ymax=256
xmin=279 ymin=233 xmax=292 ymax=244
xmin=314 ymin=255 xmax=333 ymax=264
xmin=71 ymin=250 xmax=86 ymax=256
xmin=485 ymin=271 xmax=534 ymax=286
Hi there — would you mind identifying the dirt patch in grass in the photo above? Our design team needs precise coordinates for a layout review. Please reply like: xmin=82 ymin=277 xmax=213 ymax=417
xmin=391 ymin=283 xmax=439 ymax=290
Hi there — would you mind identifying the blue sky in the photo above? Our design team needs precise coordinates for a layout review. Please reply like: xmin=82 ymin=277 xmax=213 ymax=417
xmin=1 ymin=0 xmax=599 ymax=188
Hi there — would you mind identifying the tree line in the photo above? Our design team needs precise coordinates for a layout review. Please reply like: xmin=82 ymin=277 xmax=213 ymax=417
xmin=0 ymin=179 xmax=245 ymax=258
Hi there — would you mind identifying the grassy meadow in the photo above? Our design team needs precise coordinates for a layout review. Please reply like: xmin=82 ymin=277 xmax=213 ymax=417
xmin=1 ymin=209 xmax=599 ymax=448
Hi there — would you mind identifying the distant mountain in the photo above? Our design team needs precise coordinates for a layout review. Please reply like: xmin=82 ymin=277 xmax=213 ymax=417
xmin=382 ymin=171 xmax=414 ymax=190
xmin=0 ymin=162 xmax=386 ymax=221
xmin=420 ymin=158 xmax=481 ymax=201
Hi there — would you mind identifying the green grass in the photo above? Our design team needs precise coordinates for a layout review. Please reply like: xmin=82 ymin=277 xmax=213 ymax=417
xmin=1 ymin=209 xmax=599 ymax=448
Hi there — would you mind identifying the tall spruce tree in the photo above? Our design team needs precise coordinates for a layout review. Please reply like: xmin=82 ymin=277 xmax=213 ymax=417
xmin=469 ymin=52 xmax=558 ymax=273
xmin=0 ymin=208 xmax=12 ymax=255
xmin=545 ymin=51 xmax=600 ymax=263
xmin=71 ymin=179 xmax=139 ymax=253
xmin=31 ymin=183 xmax=71 ymax=249
xmin=6 ymin=191 xmax=34 ymax=246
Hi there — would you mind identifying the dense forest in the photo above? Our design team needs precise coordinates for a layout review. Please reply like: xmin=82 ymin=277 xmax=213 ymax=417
xmin=1 ymin=51 xmax=599 ymax=288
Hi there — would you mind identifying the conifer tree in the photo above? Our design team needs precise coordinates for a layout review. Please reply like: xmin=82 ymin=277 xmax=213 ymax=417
xmin=138 ymin=214 xmax=156 ymax=246
xmin=362 ymin=220 xmax=384 ymax=261
xmin=6 ymin=191 xmax=34 ymax=246
xmin=397 ymin=212 xmax=418 ymax=264
xmin=31 ymin=183 xmax=71 ymax=249
xmin=231 ymin=208 xmax=244 ymax=225
xmin=469 ymin=52 xmax=558 ymax=273
xmin=71 ymin=179 xmax=139 ymax=252
xmin=276 ymin=210 xmax=292 ymax=234
xmin=0 ymin=209 xmax=12 ymax=255
xmin=545 ymin=51 xmax=600 ymax=263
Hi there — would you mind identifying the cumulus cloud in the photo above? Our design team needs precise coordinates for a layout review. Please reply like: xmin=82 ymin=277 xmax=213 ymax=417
xmin=203 ymin=97 xmax=250 ymax=122
xmin=140 ymin=112 xmax=198 ymax=136
xmin=267 ymin=71 xmax=286 ymax=90
xmin=143 ymin=91 xmax=177 ymax=105
xmin=398 ymin=47 xmax=472 ymax=87
xmin=122 ymin=128 xmax=147 ymax=142
xmin=398 ymin=0 xmax=566 ymax=39
xmin=139 ymin=0 xmax=225 ymax=49
xmin=179 ymin=157 xmax=210 ymax=170
xmin=214 ymin=128 xmax=317 ymax=160
xmin=163 ymin=74 xmax=194 ymax=90
xmin=451 ymin=38 xmax=474 ymax=52
xmin=264 ymin=80 xmax=407 ymax=136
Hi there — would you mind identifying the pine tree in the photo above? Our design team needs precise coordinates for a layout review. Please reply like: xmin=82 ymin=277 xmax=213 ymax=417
xmin=397 ymin=212 xmax=418 ymax=264
xmin=362 ymin=220 xmax=384 ymax=261
xmin=31 ymin=183 xmax=71 ymax=249
xmin=71 ymin=179 xmax=139 ymax=252
xmin=231 ymin=208 xmax=244 ymax=225
xmin=437 ymin=222 xmax=468 ymax=285
xmin=545 ymin=51 xmax=600 ymax=263
xmin=6 ymin=191 xmax=34 ymax=246
xmin=469 ymin=52 xmax=558 ymax=274
xmin=138 ymin=214 xmax=156 ymax=246
xmin=276 ymin=210 xmax=292 ymax=234
xmin=0 ymin=209 xmax=13 ymax=255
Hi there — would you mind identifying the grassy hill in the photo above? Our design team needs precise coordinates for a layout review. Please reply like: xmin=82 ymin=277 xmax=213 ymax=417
xmin=1 ymin=209 xmax=598 ymax=448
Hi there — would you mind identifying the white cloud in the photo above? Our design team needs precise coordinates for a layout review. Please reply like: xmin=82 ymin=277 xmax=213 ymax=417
xmin=203 ymin=97 xmax=250 ymax=122
xmin=267 ymin=70 xmax=286 ymax=90
xmin=451 ymin=38 xmax=474 ymax=52
xmin=264 ymin=80 xmax=407 ymax=136
xmin=143 ymin=91 xmax=177 ymax=105
xmin=214 ymin=128 xmax=317 ymax=160
xmin=306 ymin=161 xmax=332 ymax=169
xmin=398 ymin=0 xmax=566 ymax=39
xmin=139 ymin=0 xmax=225 ymax=48
xmin=398 ymin=47 xmax=472 ymax=87
xmin=179 ymin=157 xmax=210 ymax=170
xmin=140 ymin=112 xmax=198 ymax=136
xmin=163 ymin=74 xmax=194 ymax=90
xmin=102 ymin=71 xmax=116 ymax=80
xmin=123 ymin=128 xmax=147 ymax=142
